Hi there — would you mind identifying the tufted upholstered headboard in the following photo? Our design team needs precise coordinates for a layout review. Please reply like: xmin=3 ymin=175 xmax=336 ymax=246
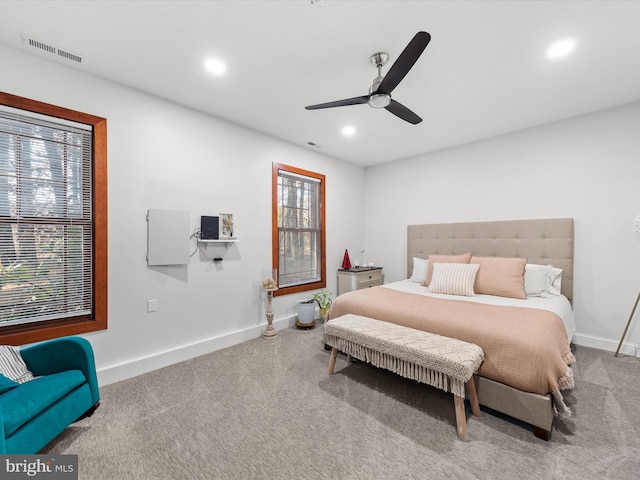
xmin=407 ymin=218 xmax=574 ymax=303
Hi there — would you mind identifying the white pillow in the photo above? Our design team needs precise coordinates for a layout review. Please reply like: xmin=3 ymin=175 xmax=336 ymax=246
xmin=524 ymin=264 xmax=563 ymax=297
xmin=428 ymin=263 xmax=480 ymax=297
xmin=410 ymin=257 xmax=429 ymax=283
xmin=548 ymin=267 xmax=563 ymax=295
xmin=524 ymin=264 xmax=551 ymax=296
xmin=0 ymin=345 xmax=36 ymax=384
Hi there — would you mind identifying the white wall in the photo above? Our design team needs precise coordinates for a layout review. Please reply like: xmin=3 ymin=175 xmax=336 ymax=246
xmin=364 ymin=101 xmax=640 ymax=356
xmin=4 ymin=39 xmax=639 ymax=386
xmin=0 ymin=44 xmax=366 ymax=384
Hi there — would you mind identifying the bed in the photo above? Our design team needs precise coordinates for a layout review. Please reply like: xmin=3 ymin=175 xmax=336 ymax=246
xmin=328 ymin=218 xmax=575 ymax=440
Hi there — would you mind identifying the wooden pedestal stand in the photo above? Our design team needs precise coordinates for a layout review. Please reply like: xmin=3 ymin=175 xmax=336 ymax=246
xmin=263 ymin=288 xmax=278 ymax=338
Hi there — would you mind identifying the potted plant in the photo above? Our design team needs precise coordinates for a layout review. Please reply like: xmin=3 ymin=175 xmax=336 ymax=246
xmin=313 ymin=289 xmax=333 ymax=322
xmin=296 ymin=299 xmax=317 ymax=328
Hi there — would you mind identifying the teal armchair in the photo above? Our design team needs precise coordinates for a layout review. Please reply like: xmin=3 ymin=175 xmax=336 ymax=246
xmin=0 ymin=336 xmax=100 ymax=454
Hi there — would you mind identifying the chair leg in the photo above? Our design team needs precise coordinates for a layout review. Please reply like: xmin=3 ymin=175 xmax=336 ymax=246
xmin=75 ymin=401 xmax=100 ymax=422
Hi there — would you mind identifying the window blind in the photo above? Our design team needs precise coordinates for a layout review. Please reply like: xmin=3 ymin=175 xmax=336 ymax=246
xmin=0 ymin=108 xmax=93 ymax=327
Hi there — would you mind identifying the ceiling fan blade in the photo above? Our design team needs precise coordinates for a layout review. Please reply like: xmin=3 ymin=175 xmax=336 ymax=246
xmin=305 ymin=96 xmax=369 ymax=110
xmin=385 ymin=99 xmax=422 ymax=124
xmin=377 ymin=31 xmax=431 ymax=95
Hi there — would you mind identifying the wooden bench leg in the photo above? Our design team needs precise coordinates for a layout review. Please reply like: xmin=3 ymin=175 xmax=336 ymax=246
xmin=454 ymin=377 xmax=481 ymax=441
xmin=328 ymin=347 xmax=338 ymax=375
xmin=466 ymin=377 xmax=481 ymax=417
xmin=454 ymin=395 xmax=468 ymax=441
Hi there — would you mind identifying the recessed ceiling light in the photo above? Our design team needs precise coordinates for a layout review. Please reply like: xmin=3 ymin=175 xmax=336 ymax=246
xmin=204 ymin=57 xmax=227 ymax=76
xmin=546 ymin=39 xmax=576 ymax=59
xmin=342 ymin=125 xmax=356 ymax=137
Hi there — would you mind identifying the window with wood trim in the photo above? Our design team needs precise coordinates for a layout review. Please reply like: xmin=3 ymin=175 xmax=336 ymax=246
xmin=0 ymin=92 xmax=107 ymax=345
xmin=272 ymin=163 xmax=325 ymax=296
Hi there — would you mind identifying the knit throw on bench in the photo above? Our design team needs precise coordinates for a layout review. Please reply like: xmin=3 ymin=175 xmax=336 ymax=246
xmin=325 ymin=314 xmax=484 ymax=399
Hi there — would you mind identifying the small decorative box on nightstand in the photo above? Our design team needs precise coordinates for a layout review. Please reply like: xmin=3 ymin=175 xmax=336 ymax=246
xmin=337 ymin=267 xmax=383 ymax=296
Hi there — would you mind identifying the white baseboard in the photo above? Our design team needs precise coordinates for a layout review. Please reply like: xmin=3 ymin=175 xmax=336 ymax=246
xmin=573 ymin=332 xmax=639 ymax=357
xmin=96 ymin=315 xmax=298 ymax=386
xmin=97 ymin=322 xmax=637 ymax=387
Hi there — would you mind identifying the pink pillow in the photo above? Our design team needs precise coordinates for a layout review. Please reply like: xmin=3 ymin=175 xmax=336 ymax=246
xmin=423 ymin=253 xmax=472 ymax=286
xmin=470 ymin=256 xmax=527 ymax=299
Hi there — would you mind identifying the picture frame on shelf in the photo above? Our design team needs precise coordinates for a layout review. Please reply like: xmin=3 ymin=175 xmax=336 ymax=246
xmin=219 ymin=213 xmax=234 ymax=239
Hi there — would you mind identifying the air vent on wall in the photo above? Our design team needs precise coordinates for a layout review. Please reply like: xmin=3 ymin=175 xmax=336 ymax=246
xmin=306 ymin=141 xmax=322 ymax=149
xmin=21 ymin=33 xmax=84 ymax=64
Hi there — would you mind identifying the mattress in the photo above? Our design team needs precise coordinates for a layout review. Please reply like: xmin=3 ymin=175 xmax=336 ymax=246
xmin=382 ymin=279 xmax=576 ymax=341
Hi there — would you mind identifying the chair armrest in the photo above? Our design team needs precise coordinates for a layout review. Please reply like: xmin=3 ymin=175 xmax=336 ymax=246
xmin=20 ymin=337 xmax=100 ymax=405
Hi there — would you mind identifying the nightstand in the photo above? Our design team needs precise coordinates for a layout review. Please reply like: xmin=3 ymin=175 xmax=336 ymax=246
xmin=337 ymin=267 xmax=383 ymax=295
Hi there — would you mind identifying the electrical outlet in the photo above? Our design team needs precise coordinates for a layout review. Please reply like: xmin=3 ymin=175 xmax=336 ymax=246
xmin=147 ymin=299 xmax=157 ymax=313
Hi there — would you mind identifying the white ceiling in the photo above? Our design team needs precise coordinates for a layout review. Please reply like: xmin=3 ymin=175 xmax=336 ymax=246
xmin=1 ymin=1 xmax=640 ymax=167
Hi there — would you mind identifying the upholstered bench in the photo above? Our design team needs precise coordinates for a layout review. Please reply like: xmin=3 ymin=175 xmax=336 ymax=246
xmin=324 ymin=314 xmax=484 ymax=441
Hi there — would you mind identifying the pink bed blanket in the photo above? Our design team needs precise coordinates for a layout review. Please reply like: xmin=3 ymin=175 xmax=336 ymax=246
xmin=328 ymin=287 xmax=575 ymax=400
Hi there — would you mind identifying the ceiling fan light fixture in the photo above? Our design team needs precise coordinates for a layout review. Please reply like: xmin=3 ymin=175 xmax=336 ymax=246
xmin=368 ymin=93 xmax=391 ymax=109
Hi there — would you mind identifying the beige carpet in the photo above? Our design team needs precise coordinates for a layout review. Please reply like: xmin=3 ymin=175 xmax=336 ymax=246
xmin=43 ymin=326 xmax=640 ymax=479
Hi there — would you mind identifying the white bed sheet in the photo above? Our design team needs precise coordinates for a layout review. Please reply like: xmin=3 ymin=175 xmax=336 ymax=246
xmin=382 ymin=279 xmax=576 ymax=341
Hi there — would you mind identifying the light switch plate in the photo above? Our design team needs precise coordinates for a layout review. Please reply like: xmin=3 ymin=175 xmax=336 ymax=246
xmin=147 ymin=299 xmax=157 ymax=313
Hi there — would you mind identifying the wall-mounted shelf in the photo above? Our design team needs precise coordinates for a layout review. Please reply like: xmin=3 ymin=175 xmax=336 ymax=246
xmin=198 ymin=238 xmax=238 ymax=243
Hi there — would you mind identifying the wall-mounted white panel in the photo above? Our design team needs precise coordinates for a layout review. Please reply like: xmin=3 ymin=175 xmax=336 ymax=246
xmin=147 ymin=209 xmax=190 ymax=265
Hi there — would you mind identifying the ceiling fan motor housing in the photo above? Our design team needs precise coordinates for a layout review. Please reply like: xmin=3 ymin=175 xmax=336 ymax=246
xmin=368 ymin=52 xmax=391 ymax=107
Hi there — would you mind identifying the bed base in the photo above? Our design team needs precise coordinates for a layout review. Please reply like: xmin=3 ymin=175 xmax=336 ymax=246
xmin=474 ymin=374 xmax=553 ymax=440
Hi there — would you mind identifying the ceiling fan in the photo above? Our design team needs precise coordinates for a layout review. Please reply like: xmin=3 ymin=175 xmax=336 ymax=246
xmin=305 ymin=31 xmax=431 ymax=125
